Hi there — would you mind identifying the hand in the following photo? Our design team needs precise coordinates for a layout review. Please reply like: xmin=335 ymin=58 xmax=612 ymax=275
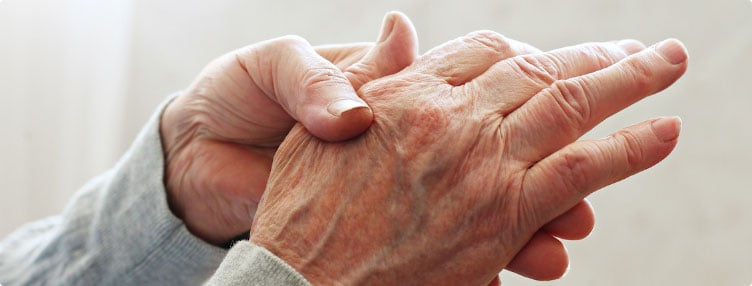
xmin=160 ymin=12 xmax=418 ymax=245
xmin=390 ymin=31 xmax=606 ymax=281
xmin=163 ymin=9 xmax=595 ymax=280
xmin=159 ymin=8 xmax=589 ymax=280
xmin=250 ymin=31 xmax=688 ymax=285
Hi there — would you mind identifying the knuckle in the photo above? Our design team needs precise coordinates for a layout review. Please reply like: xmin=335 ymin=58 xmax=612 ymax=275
xmin=300 ymin=67 xmax=349 ymax=95
xmin=610 ymin=129 xmax=646 ymax=169
xmin=555 ymin=149 xmax=592 ymax=193
xmin=253 ymin=35 xmax=311 ymax=62
xmin=547 ymin=79 xmax=593 ymax=128
xmin=583 ymin=44 xmax=623 ymax=70
xmin=510 ymin=54 xmax=559 ymax=86
xmin=465 ymin=30 xmax=512 ymax=54
xmin=270 ymin=35 xmax=308 ymax=48
xmin=620 ymin=58 xmax=654 ymax=93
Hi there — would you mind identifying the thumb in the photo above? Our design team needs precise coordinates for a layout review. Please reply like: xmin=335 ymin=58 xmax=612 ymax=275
xmin=294 ymin=11 xmax=418 ymax=141
xmin=344 ymin=11 xmax=419 ymax=90
xmin=237 ymin=12 xmax=418 ymax=142
xmin=241 ymin=35 xmax=371 ymax=142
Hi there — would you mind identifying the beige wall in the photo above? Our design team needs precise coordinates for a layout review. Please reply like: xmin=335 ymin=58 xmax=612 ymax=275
xmin=1 ymin=0 xmax=750 ymax=285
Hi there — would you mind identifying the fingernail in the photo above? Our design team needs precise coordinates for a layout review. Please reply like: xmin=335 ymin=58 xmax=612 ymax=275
xmin=655 ymin=39 xmax=688 ymax=65
xmin=327 ymin=99 xmax=369 ymax=117
xmin=651 ymin=116 xmax=682 ymax=142
xmin=616 ymin=39 xmax=646 ymax=55
xmin=377 ymin=12 xmax=396 ymax=43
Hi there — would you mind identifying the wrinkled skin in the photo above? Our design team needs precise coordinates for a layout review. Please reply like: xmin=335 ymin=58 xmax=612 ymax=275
xmin=251 ymin=33 xmax=688 ymax=285
xmin=161 ymin=11 xmax=602 ymax=281
xmin=161 ymin=12 xmax=418 ymax=245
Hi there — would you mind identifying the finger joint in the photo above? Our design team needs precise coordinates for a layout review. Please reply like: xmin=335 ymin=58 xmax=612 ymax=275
xmin=610 ymin=129 xmax=646 ymax=169
xmin=510 ymin=55 xmax=559 ymax=87
xmin=464 ymin=30 xmax=512 ymax=55
xmin=547 ymin=79 xmax=593 ymax=129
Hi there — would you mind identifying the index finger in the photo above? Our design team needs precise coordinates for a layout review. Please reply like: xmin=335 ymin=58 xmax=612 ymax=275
xmin=506 ymin=39 xmax=688 ymax=163
xmin=464 ymin=40 xmax=645 ymax=115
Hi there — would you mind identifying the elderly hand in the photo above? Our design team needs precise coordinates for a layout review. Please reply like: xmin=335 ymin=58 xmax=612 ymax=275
xmin=250 ymin=30 xmax=688 ymax=285
xmin=162 ymin=10 xmax=598 ymax=281
xmin=159 ymin=12 xmax=418 ymax=245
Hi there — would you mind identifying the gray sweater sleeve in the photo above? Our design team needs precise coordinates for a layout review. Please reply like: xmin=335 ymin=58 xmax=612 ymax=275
xmin=206 ymin=242 xmax=310 ymax=286
xmin=0 ymin=95 xmax=308 ymax=285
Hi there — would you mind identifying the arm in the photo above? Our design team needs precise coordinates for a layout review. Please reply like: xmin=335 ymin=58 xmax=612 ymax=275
xmin=0 ymin=95 xmax=226 ymax=285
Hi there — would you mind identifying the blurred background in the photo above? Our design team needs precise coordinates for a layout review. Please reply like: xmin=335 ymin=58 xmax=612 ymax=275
xmin=0 ymin=0 xmax=750 ymax=284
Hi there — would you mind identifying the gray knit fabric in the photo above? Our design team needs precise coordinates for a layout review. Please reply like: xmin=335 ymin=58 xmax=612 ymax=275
xmin=206 ymin=242 xmax=309 ymax=286
xmin=0 ymin=95 xmax=307 ymax=285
